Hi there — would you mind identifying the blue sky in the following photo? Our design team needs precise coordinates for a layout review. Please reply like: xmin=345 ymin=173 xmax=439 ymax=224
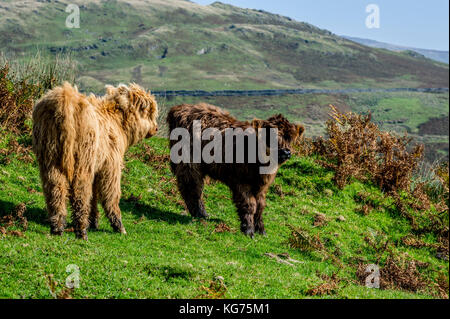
xmin=192 ymin=0 xmax=449 ymax=51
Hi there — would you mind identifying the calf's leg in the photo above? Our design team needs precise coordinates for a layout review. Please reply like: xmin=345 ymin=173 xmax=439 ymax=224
xmin=232 ymin=186 xmax=257 ymax=237
xmin=173 ymin=164 xmax=208 ymax=218
xmin=254 ymin=192 xmax=267 ymax=235
xmin=70 ymin=172 xmax=94 ymax=240
xmin=41 ymin=166 xmax=69 ymax=235
xmin=97 ymin=165 xmax=126 ymax=234
xmin=89 ymin=176 xmax=100 ymax=230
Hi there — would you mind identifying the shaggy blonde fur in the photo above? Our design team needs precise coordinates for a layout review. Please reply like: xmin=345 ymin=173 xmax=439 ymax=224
xmin=32 ymin=82 xmax=158 ymax=239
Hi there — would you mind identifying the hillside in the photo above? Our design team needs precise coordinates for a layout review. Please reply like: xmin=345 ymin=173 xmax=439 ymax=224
xmin=0 ymin=136 xmax=448 ymax=298
xmin=159 ymin=91 xmax=449 ymax=163
xmin=0 ymin=1 xmax=449 ymax=300
xmin=0 ymin=0 xmax=448 ymax=92
xmin=343 ymin=36 xmax=449 ymax=65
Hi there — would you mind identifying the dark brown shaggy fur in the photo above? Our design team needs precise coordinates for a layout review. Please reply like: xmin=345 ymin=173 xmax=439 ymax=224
xmin=167 ymin=103 xmax=304 ymax=237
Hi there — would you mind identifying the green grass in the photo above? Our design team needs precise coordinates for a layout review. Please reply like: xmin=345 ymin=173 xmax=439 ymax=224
xmin=0 ymin=136 xmax=447 ymax=299
xmin=350 ymin=94 xmax=449 ymax=133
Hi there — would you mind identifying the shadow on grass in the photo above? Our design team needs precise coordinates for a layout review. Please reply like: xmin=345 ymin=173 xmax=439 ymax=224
xmin=0 ymin=198 xmax=223 ymax=231
xmin=120 ymin=200 xmax=225 ymax=225
xmin=0 ymin=199 xmax=48 ymax=226
xmin=120 ymin=200 xmax=192 ymax=224
xmin=0 ymin=198 xmax=192 ymax=227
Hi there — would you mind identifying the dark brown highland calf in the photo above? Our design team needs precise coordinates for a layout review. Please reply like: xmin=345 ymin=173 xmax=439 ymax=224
xmin=167 ymin=103 xmax=304 ymax=237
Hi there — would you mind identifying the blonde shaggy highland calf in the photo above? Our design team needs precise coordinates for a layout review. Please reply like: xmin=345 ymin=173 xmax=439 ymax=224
xmin=32 ymin=82 xmax=158 ymax=240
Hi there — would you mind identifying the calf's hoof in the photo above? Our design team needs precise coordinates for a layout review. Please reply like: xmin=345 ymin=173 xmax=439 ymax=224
xmin=241 ymin=224 xmax=255 ymax=238
xmin=192 ymin=206 xmax=209 ymax=219
xmin=89 ymin=219 xmax=99 ymax=230
xmin=50 ymin=222 xmax=65 ymax=236
xmin=111 ymin=219 xmax=126 ymax=234
xmin=112 ymin=224 xmax=127 ymax=235
xmin=75 ymin=230 xmax=88 ymax=241
xmin=50 ymin=228 xmax=64 ymax=236
xmin=255 ymin=224 xmax=267 ymax=236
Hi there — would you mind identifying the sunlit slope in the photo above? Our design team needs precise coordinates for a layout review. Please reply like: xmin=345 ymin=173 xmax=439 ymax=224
xmin=1 ymin=0 xmax=448 ymax=91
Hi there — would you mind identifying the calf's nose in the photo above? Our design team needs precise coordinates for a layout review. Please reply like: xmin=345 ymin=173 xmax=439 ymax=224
xmin=278 ymin=148 xmax=292 ymax=163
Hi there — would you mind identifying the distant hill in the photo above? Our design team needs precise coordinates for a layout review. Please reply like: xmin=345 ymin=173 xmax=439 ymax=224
xmin=343 ymin=36 xmax=449 ymax=64
xmin=0 ymin=0 xmax=448 ymax=92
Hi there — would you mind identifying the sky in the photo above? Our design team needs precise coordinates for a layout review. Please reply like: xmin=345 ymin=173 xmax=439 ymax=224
xmin=192 ymin=0 xmax=449 ymax=51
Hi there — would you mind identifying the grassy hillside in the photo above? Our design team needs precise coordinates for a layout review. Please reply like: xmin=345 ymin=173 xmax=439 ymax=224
xmin=0 ymin=136 xmax=448 ymax=299
xmin=0 ymin=0 xmax=448 ymax=92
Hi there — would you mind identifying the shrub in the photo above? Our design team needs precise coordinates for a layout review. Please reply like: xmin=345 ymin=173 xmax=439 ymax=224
xmin=311 ymin=105 xmax=424 ymax=192
xmin=299 ymin=105 xmax=448 ymax=240
xmin=0 ymin=64 xmax=39 ymax=133
xmin=0 ymin=51 xmax=77 ymax=94
xmin=0 ymin=52 xmax=77 ymax=134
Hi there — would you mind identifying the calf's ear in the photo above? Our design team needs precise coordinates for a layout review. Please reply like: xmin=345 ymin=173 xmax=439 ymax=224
xmin=296 ymin=124 xmax=305 ymax=139
xmin=105 ymin=85 xmax=116 ymax=96
xmin=105 ymin=84 xmax=129 ymax=99
xmin=113 ymin=85 xmax=131 ymax=110
xmin=251 ymin=119 xmax=265 ymax=129
xmin=117 ymin=84 xmax=129 ymax=96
